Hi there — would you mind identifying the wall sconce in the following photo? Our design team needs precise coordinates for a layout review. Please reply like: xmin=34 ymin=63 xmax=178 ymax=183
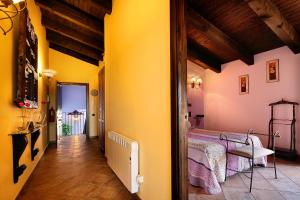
xmin=39 ymin=69 xmax=57 ymax=78
xmin=191 ymin=77 xmax=202 ymax=89
xmin=0 ymin=0 xmax=27 ymax=35
xmin=39 ymin=69 xmax=56 ymax=104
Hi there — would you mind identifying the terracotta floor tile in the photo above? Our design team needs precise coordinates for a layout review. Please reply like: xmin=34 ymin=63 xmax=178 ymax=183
xmin=189 ymin=185 xmax=225 ymax=200
xmin=17 ymin=135 xmax=135 ymax=200
xmin=221 ymin=174 xmax=246 ymax=188
xmin=256 ymin=167 xmax=285 ymax=179
xmin=189 ymin=159 xmax=300 ymax=200
xmin=222 ymin=187 xmax=255 ymax=200
xmin=251 ymin=189 xmax=285 ymax=200
xmin=240 ymin=173 xmax=275 ymax=190
xmin=279 ymin=191 xmax=300 ymax=200
xmin=268 ymin=178 xmax=300 ymax=193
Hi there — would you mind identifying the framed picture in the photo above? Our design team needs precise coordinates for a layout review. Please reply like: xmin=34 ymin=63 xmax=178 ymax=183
xmin=239 ymin=74 xmax=249 ymax=95
xmin=266 ymin=59 xmax=279 ymax=82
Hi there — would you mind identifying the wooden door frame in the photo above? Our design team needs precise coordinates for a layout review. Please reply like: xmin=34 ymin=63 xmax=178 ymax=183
xmin=98 ymin=67 xmax=105 ymax=153
xmin=56 ymin=82 xmax=90 ymax=141
xmin=170 ymin=0 xmax=188 ymax=199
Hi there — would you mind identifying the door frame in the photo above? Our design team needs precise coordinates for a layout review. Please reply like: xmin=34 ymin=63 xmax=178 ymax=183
xmin=98 ymin=67 xmax=105 ymax=153
xmin=56 ymin=82 xmax=90 ymax=142
xmin=170 ymin=0 xmax=188 ymax=199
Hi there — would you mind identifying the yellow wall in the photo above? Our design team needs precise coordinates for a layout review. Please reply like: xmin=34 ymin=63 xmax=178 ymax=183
xmin=0 ymin=1 xmax=49 ymax=199
xmin=48 ymin=49 xmax=102 ymax=140
xmin=105 ymin=0 xmax=171 ymax=199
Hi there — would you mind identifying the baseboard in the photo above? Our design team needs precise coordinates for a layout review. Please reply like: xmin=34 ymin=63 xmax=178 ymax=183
xmin=88 ymin=135 xmax=98 ymax=139
xmin=132 ymin=193 xmax=141 ymax=199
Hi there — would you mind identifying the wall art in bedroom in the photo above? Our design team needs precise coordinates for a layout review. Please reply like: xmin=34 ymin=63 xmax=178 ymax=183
xmin=266 ymin=59 xmax=279 ymax=83
xmin=239 ymin=74 xmax=249 ymax=95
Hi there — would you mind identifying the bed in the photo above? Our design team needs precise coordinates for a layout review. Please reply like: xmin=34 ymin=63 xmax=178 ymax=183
xmin=188 ymin=129 xmax=267 ymax=194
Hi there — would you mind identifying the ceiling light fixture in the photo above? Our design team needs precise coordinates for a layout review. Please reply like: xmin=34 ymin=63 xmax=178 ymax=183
xmin=0 ymin=0 xmax=26 ymax=35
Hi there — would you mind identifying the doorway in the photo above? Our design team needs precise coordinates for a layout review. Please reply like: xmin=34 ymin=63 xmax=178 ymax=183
xmin=170 ymin=0 xmax=188 ymax=199
xmin=56 ymin=82 xmax=89 ymax=142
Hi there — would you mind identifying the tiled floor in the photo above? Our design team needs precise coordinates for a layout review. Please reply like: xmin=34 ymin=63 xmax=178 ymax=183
xmin=16 ymin=134 xmax=300 ymax=200
xmin=189 ymin=159 xmax=300 ymax=200
xmin=17 ymin=135 xmax=136 ymax=200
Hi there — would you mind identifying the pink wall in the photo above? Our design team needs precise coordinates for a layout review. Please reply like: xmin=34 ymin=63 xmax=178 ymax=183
xmin=204 ymin=46 xmax=300 ymax=153
xmin=187 ymin=61 xmax=205 ymax=128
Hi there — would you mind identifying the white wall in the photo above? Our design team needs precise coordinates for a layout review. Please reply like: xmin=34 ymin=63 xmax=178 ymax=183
xmin=204 ymin=46 xmax=300 ymax=152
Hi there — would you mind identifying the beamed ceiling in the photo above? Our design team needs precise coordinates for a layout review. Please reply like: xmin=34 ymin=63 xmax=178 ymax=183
xmin=35 ymin=0 xmax=111 ymax=66
xmin=187 ymin=0 xmax=300 ymax=72
xmin=36 ymin=0 xmax=300 ymax=70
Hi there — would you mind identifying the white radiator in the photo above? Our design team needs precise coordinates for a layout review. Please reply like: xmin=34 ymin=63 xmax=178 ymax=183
xmin=107 ymin=131 xmax=140 ymax=193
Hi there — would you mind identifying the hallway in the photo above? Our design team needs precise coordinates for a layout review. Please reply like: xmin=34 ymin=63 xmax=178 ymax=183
xmin=17 ymin=135 xmax=136 ymax=200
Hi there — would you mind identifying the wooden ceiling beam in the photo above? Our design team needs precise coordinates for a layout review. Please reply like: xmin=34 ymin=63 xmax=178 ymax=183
xmin=35 ymin=0 xmax=104 ymax=35
xmin=186 ymin=7 xmax=254 ymax=65
xmin=42 ymin=16 xmax=104 ymax=51
xmin=91 ymin=0 xmax=112 ymax=14
xmin=46 ymin=29 xmax=103 ymax=60
xmin=187 ymin=39 xmax=222 ymax=73
xmin=49 ymin=43 xmax=100 ymax=66
xmin=245 ymin=0 xmax=300 ymax=54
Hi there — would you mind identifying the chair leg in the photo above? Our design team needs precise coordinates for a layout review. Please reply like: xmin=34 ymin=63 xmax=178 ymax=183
xmin=225 ymin=153 xmax=228 ymax=181
xmin=273 ymin=153 xmax=277 ymax=179
xmin=248 ymin=158 xmax=251 ymax=169
xmin=249 ymin=158 xmax=254 ymax=192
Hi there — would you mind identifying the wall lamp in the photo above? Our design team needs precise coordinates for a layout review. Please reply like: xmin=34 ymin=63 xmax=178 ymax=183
xmin=39 ymin=69 xmax=57 ymax=78
xmin=191 ymin=77 xmax=202 ymax=89
xmin=0 ymin=0 xmax=27 ymax=35
xmin=39 ymin=69 xmax=56 ymax=104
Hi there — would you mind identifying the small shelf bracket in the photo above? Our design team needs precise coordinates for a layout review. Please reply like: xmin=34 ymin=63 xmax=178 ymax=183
xmin=12 ymin=134 xmax=28 ymax=184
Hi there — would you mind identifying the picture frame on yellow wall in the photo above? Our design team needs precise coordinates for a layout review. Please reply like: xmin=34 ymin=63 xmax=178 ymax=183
xmin=239 ymin=74 xmax=249 ymax=95
xmin=266 ymin=59 xmax=279 ymax=83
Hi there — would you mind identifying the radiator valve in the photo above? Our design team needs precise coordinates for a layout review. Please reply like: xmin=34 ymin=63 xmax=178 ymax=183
xmin=137 ymin=175 xmax=144 ymax=185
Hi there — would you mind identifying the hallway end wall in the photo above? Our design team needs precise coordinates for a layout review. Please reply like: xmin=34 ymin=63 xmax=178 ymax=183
xmin=48 ymin=49 xmax=102 ymax=140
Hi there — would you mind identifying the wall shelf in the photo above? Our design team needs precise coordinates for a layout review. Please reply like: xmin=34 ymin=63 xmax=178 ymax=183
xmin=9 ymin=125 xmax=45 ymax=183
